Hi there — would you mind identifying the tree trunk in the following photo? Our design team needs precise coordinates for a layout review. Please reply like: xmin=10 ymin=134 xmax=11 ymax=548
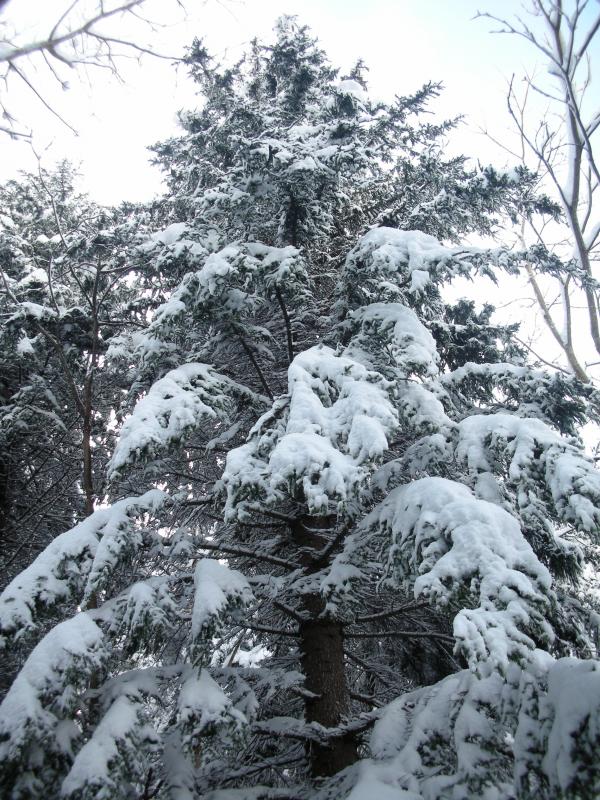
xmin=292 ymin=516 xmax=358 ymax=778
xmin=0 ymin=451 xmax=9 ymax=545
xmin=82 ymin=396 xmax=94 ymax=517
xmin=82 ymin=270 xmax=101 ymax=518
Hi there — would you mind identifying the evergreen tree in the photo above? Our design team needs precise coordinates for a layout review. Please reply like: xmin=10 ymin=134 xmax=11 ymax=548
xmin=1 ymin=19 xmax=599 ymax=800
xmin=0 ymin=164 xmax=157 ymax=698
xmin=0 ymin=164 xmax=152 ymax=577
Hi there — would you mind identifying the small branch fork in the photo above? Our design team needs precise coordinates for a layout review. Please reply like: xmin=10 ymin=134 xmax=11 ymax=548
xmin=0 ymin=0 xmax=186 ymax=137
xmin=0 ymin=1 xmax=180 ymax=65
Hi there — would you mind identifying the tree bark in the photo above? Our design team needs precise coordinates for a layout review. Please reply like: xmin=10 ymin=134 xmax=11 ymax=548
xmin=82 ymin=376 xmax=95 ymax=517
xmin=0 ymin=451 xmax=10 ymax=545
xmin=292 ymin=516 xmax=357 ymax=778
xmin=82 ymin=265 xmax=102 ymax=518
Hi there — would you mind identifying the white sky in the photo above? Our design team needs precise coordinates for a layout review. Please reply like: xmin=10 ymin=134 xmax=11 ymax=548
xmin=2 ymin=0 xmax=542 ymax=204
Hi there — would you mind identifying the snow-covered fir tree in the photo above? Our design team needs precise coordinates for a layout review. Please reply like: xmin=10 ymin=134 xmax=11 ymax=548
xmin=0 ymin=163 xmax=158 ymax=580
xmin=1 ymin=18 xmax=600 ymax=800
xmin=0 ymin=164 xmax=162 ymax=699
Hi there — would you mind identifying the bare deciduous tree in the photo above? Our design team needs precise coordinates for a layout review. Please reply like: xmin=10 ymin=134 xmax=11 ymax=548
xmin=479 ymin=0 xmax=600 ymax=383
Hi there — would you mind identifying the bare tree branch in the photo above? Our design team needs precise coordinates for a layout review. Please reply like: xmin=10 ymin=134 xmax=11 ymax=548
xmin=479 ymin=1 xmax=600 ymax=381
xmin=0 ymin=0 xmax=187 ymax=137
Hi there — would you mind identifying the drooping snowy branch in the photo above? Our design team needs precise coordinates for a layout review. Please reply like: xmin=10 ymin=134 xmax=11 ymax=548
xmin=456 ymin=413 xmax=600 ymax=533
xmin=222 ymin=345 xmax=398 ymax=519
xmin=0 ymin=491 xmax=165 ymax=643
xmin=335 ymin=227 xmax=510 ymax=321
xmin=343 ymin=302 xmax=439 ymax=376
xmin=143 ymin=241 xmax=308 ymax=341
xmin=178 ymin=668 xmax=248 ymax=739
xmin=0 ymin=613 xmax=108 ymax=795
xmin=360 ymin=653 xmax=600 ymax=800
xmin=190 ymin=559 xmax=253 ymax=660
xmin=441 ymin=361 xmax=597 ymax=436
xmin=61 ymin=695 xmax=159 ymax=800
xmin=364 ymin=477 xmax=554 ymax=671
xmin=108 ymin=363 xmax=235 ymax=478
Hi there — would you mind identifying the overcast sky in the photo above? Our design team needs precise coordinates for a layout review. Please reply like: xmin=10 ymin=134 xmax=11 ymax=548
xmin=2 ymin=0 xmax=552 ymax=205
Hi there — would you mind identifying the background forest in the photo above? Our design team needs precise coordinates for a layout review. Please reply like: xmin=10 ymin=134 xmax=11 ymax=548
xmin=0 ymin=3 xmax=599 ymax=799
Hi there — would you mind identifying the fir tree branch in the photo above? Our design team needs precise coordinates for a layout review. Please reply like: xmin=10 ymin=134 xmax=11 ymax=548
xmin=346 ymin=629 xmax=454 ymax=644
xmin=351 ymin=601 xmax=431 ymax=625
xmin=237 ymin=334 xmax=275 ymax=400
xmin=197 ymin=541 xmax=300 ymax=570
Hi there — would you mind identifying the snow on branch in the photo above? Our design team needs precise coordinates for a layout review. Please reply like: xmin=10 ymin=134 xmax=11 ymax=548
xmin=222 ymin=345 xmax=398 ymax=520
xmin=364 ymin=476 xmax=554 ymax=672
xmin=108 ymin=363 xmax=235 ymax=478
xmin=0 ymin=490 xmax=164 ymax=643
xmin=0 ymin=613 xmax=108 ymax=793
xmin=519 ymin=655 xmax=600 ymax=796
xmin=61 ymin=694 xmax=159 ymax=800
xmin=343 ymin=302 xmax=440 ymax=376
xmin=441 ymin=361 xmax=596 ymax=436
xmin=145 ymin=240 xmax=308 ymax=332
xmin=335 ymin=227 xmax=510 ymax=320
xmin=190 ymin=559 xmax=253 ymax=661
xmin=178 ymin=668 xmax=247 ymax=738
xmin=363 ymin=653 xmax=600 ymax=800
xmin=116 ymin=579 xmax=181 ymax=654
xmin=132 ymin=239 xmax=310 ymax=378
xmin=456 ymin=413 xmax=600 ymax=533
